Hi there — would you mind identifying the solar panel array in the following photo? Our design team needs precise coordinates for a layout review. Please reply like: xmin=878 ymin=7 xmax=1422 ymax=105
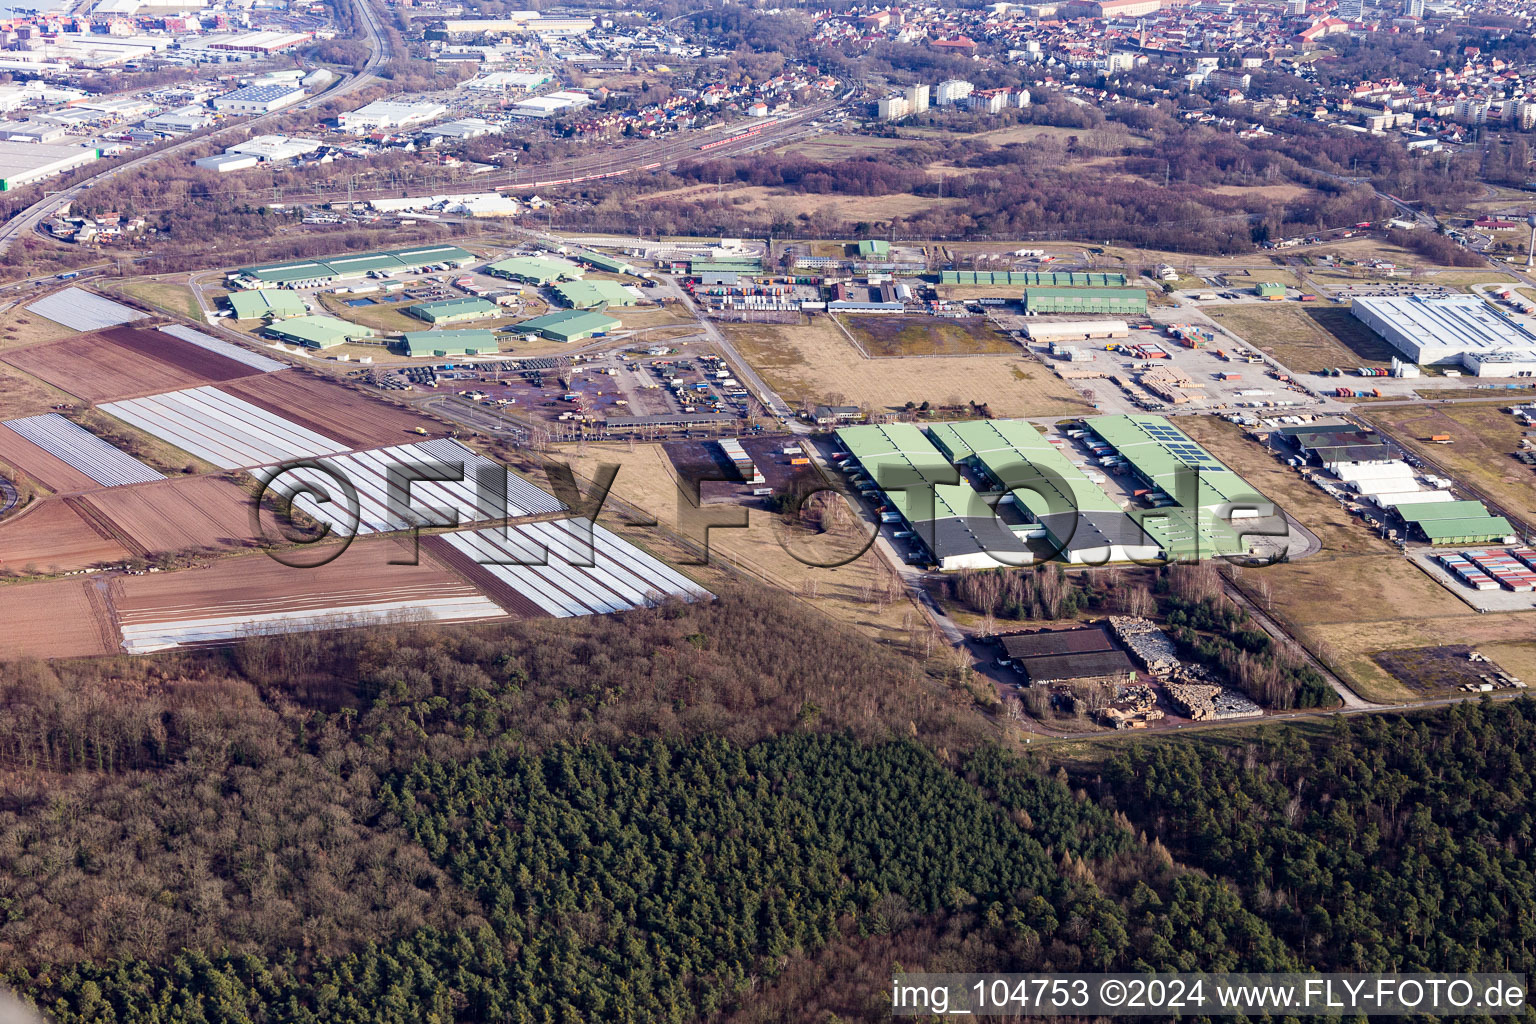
xmin=161 ymin=325 xmax=288 ymax=373
xmin=251 ymin=438 xmax=566 ymax=536
xmin=3 ymin=413 xmax=163 ymax=488
xmin=1137 ymin=421 xmax=1224 ymax=470
xmin=445 ymin=518 xmax=710 ymax=618
xmin=100 ymin=386 xmax=350 ymax=469
xmin=26 ymin=288 xmax=148 ymax=332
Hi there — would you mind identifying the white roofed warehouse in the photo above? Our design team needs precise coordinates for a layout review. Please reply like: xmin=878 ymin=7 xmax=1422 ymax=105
xmin=1351 ymin=294 xmax=1536 ymax=374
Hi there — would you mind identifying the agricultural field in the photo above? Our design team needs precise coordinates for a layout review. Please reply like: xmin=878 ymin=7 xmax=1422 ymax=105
xmin=724 ymin=316 xmax=1090 ymax=417
xmin=0 ymin=576 xmax=117 ymax=658
xmin=221 ymin=372 xmax=445 ymax=448
xmin=0 ymin=497 xmax=131 ymax=577
xmin=74 ymin=475 xmax=257 ymax=558
xmin=100 ymin=386 xmax=351 ymax=470
xmin=110 ymin=537 xmax=506 ymax=654
xmin=1361 ymin=401 xmax=1536 ymax=534
xmin=0 ymin=361 xmax=77 ymax=420
xmin=0 ymin=421 xmax=104 ymax=494
xmin=1204 ymin=301 xmax=1395 ymax=373
xmin=0 ymin=305 xmax=79 ymax=353
xmin=837 ymin=315 xmax=1015 ymax=357
xmin=2 ymin=326 xmax=266 ymax=404
xmin=1178 ymin=415 xmax=1533 ymax=703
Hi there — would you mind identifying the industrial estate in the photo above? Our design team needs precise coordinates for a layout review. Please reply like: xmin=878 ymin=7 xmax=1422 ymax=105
xmin=0 ymin=0 xmax=1535 ymax=1015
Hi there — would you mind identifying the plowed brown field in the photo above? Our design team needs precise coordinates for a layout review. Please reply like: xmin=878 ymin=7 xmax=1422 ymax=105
xmin=0 ymin=499 xmax=129 ymax=575
xmin=75 ymin=475 xmax=256 ymax=556
xmin=3 ymin=326 xmax=265 ymax=403
xmin=219 ymin=372 xmax=443 ymax=448
xmin=112 ymin=536 xmax=492 ymax=625
xmin=0 ymin=577 xmax=117 ymax=658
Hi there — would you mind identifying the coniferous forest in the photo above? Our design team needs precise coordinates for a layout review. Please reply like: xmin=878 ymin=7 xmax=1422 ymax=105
xmin=0 ymin=587 xmax=1531 ymax=1022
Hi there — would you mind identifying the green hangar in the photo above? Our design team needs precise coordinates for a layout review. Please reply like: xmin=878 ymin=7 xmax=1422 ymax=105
xmin=401 ymin=330 xmax=499 ymax=357
xmin=1083 ymin=414 xmax=1276 ymax=561
xmin=1023 ymin=287 xmax=1147 ymax=315
xmin=836 ymin=422 xmax=1032 ymax=571
xmin=515 ymin=309 xmax=620 ymax=342
xmin=262 ymin=315 xmax=377 ymax=349
xmin=942 ymin=271 xmax=1126 ymax=287
xmin=231 ymin=244 xmax=477 ymax=290
xmin=485 ymin=256 xmax=584 ymax=285
xmin=1392 ymin=500 xmax=1516 ymax=545
xmin=554 ymin=279 xmax=639 ymax=310
xmin=226 ymin=290 xmax=307 ymax=320
xmin=406 ymin=296 xmax=500 ymax=324
xmin=927 ymin=419 xmax=1160 ymax=564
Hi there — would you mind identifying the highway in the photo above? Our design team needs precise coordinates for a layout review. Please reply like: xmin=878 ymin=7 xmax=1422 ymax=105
xmin=0 ymin=0 xmax=393 ymax=257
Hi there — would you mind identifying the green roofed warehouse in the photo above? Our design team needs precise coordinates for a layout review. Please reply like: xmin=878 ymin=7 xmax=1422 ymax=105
xmin=263 ymin=315 xmax=377 ymax=349
xmin=226 ymin=290 xmax=307 ymax=320
xmin=1023 ymin=287 xmax=1147 ymax=315
xmin=516 ymin=309 xmax=620 ymax=342
xmin=573 ymin=250 xmax=636 ymax=275
xmin=554 ymin=279 xmax=639 ymax=310
xmin=485 ymin=256 xmax=583 ymax=285
xmin=401 ymin=330 xmax=499 ymax=357
xmin=1084 ymin=414 xmax=1275 ymax=561
xmin=406 ymin=296 xmax=500 ymax=324
xmin=232 ymin=244 xmax=476 ymax=289
xmin=1392 ymin=500 xmax=1517 ymax=544
xmin=927 ymin=419 xmax=1160 ymax=564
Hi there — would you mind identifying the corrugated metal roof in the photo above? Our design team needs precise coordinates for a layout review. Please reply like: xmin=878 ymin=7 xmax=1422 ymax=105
xmin=1393 ymin=499 xmax=1492 ymax=522
xmin=1416 ymin=516 xmax=1514 ymax=540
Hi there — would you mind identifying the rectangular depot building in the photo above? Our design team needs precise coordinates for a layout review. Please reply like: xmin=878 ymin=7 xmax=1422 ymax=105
xmin=402 ymin=329 xmax=498 ymax=357
xmin=231 ymin=244 xmax=476 ymax=290
xmin=516 ymin=309 xmax=620 ymax=342
xmin=1351 ymin=294 xmax=1536 ymax=375
xmin=263 ymin=314 xmax=375 ymax=349
xmin=406 ymin=296 xmax=500 ymax=324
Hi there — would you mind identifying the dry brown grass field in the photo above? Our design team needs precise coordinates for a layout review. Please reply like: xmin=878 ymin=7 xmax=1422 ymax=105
xmin=724 ymin=316 xmax=1091 ymax=417
xmin=1205 ymin=301 xmax=1395 ymax=372
xmin=837 ymin=314 xmax=1015 ymax=357
xmin=0 ymin=361 xmax=79 ymax=419
xmin=1178 ymin=416 xmax=1535 ymax=703
xmin=0 ymin=305 xmax=79 ymax=353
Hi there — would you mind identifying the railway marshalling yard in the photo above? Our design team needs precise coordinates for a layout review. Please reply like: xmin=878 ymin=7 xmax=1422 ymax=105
xmin=0 ymin=237 xmax=1533 ymax=731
